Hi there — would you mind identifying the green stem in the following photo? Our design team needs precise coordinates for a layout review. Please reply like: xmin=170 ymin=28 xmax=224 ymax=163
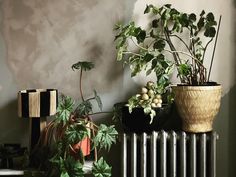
xmin=123 ymin=51 xmax=143 ymax=57
xmin=170 ymin=34 xmax=193 ymax=55
xmin=86 ymin=97 xmax=95 ymax=102
xmin=164 ymin=49 xmax=206 ymax=69
xmin=80 ymin=69 xmax=85 ymax=101
xmin=131 ymin=38 xmax=148 ymax=51
xmin=164 ymin=28 xmax=181 ymax=66
xmin=88 ymin=111 xmax=111 ymax=115
xmin=202 ymin=38 xmax=213 ymax=62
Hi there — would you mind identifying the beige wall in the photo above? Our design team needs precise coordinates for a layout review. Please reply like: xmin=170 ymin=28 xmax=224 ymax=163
xmin=0 ymin=0 xmax=235 ymax=176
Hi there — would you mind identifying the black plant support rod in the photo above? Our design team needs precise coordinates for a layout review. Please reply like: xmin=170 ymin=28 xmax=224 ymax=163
xmin=208 ymin=15 xmax=222 ymax=82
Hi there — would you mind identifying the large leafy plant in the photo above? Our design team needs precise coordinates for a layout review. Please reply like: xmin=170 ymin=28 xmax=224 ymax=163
xmin=39 ymin=61 xmax=118 ymax=177
xmin=115 ymin=4 xmax=219 ymax=86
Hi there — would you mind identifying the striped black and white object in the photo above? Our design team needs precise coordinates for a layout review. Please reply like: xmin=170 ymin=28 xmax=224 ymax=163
xmin=18 ymin=89 xmax=58 ymax=118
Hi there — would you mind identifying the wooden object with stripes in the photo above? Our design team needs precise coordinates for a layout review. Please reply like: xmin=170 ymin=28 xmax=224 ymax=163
xmin=17 ymin=89 xmax=58 ymax=151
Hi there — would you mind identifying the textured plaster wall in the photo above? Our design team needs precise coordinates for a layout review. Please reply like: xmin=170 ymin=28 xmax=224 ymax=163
xmin=0 ymin=0 xmax=236 ymax=176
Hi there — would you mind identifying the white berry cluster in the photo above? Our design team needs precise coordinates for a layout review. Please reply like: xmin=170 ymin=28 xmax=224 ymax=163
xmin=136 ymin=81 xmax=162 ymax=108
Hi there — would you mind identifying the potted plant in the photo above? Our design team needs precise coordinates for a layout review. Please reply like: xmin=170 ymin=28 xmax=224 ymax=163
xmin=116 ymin=4 xmax=222 ymax=132
xmin=35 ymin=61 xmax=118 ymax=177
xmin=114 ymin=11 xmax=178 ymax=132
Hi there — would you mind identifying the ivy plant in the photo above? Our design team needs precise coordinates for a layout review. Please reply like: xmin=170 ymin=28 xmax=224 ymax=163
xmin=37 ymin=61 xmax=118 ymax=177
xmin=115 ymin=4 xmax=219 ymax=86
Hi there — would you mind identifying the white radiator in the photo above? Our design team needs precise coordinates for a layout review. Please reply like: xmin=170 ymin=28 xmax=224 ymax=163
xmin=121 ymin=131 xmax=218 ymax=177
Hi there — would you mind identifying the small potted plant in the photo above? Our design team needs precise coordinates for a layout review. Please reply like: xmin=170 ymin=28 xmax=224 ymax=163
xmin=114 ymin=14 xmax=178 ymax=133
xmin=36 ymin=61 xmax=118 ymax=177
xmin=115 ymin=4 xmax=222 ymax=133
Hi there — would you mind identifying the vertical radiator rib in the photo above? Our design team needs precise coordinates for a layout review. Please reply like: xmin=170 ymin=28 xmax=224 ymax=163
xmin=141 ymin=133 xmax=147 ymax=177
xmin=121 ymin=133 xmax=127 ymax=177
xmin=170 ymin=131 xmax=177 ymax=177
xmin=180 ymin=132 xmax=187 ymax=177
xmin=131 ymin=133 xmax=137 ymax=177
xmin=190 ymin=134 xmax=196 ymax=177
xmin=121 ymin=131 xmax=218 ymax=177
xmin=151 ymin=131 xmax=157 ymax=177
xmin=160 ymin=131 xmax=167 ymax=177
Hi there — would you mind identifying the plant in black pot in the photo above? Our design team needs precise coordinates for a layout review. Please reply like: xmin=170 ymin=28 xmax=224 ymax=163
xmin=114 ymin=14 xmax=180 ymax=133
xmin=115 ymin=4 xmax=222 ymax=133
xmin=35 ymin=61 xmax=118 ymax=177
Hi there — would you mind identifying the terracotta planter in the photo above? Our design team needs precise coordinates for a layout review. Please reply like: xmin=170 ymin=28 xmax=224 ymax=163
xmin=72 ymin=137 xmax=91 ymax=156
xmin=172 ymin=85 xmax=222 ymax=132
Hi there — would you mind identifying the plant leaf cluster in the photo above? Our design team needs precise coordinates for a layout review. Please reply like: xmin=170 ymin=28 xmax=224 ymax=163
xmin=39 ymin=61 xmax=118 ymax=177
xmin=115 ymin=4 xmax=218 ymax=86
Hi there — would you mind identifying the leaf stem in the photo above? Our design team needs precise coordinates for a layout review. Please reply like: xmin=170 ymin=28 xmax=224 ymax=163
xmin=88 ymin=111 xmax=112 ymax=116
xmin=79 ymin=69 xmax=85 ymax=101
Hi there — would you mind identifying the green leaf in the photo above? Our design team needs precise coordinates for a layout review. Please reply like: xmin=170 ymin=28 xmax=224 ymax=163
xmin=130 ymin=62 xmax=143 ymax=77
xmin=117 ymin=46 xmax=125 ymax=61
xmin=65 ymin=124 xmax=88 ymax=145
xmin=65 ymin=156 xmax=84 ymax=177
xmin=94 ymin=90 xmax=103 ymax=111
xmin=136 ymin=30 xmax=146 ymax=43
xmin=151 ymin=58 xmax=158 ymax=70
xmin=93 ymin=124 xmax=118 ymax=151
xmin=76 ymin=100 xmax=92 ymax=115
xmin=71 ymin=61 xmax=94 ymax=71
xmin=164 ymin=4 xmax=172 ymax=8
xmin=206 ymin=12 xmax=214 ymax=22
xmin=178 ymin=63 xmax=191 ymax=77
xmin=60 ymin=172 xmax=69 ymax=177
xmin=144 ymin=4 xmax=153 ymax=14
xmin=204 ymin=26 xmax=216 ymax=37
xmin=179 ymin=13 xmax=189 ymax=27
xmin=143 ymin=53 xmax=154 ymax=62
xmin=152 ymin=19 xmax=159 ymax=28
xmin=200 ymin=10 xmax=205 ymax=17
xmin=127 ymin=96 xmax=140 ymax=113
xmin=153 ymin=40 xmax=166 ymax=51
xmin=189 ymin=13 xmax=196 ymax=22
xmin=56 ymin=96 xmax=74 ymax=125
xmin=197 ymin=17 xmax=205 ymax=31
xmin=92 ymin=157 xmax=112 ymax=177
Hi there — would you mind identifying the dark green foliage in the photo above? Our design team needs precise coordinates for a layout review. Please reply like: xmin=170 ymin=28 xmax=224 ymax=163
xmin=71 ymin=61 xmax=94 ymax=71
xmin=65 ymin=124 xmax=89 ymax=144
xmin=40 ymin=61 xmax=118 ymax=177
xmin=93 ymin=124 xmax=118 ymax=151
xmin=115 ymin=4 xmax=218 ymax=85
xmin=56 ymin=96 xmax=74 ymax=125
xmin=92 ymin=157 xmax=112 ymax=177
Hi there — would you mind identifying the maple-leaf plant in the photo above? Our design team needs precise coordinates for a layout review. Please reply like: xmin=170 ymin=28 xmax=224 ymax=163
xmin=39 ymin=61 xmax=118 ymax=177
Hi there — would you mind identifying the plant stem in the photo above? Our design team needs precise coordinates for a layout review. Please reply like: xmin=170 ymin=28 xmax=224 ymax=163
xmin=202 ymin=38 xmax=213 ymax=62
xmin=164 ymin=28 xmax=181 ymax=66
xmin=170 ymin=34 xmax=193 ymax=55
xmin=79 ymin=69 xmax=85 ymax=101
xmin=131 ymin=38 xmax=148 ymax=51
xmin=164 ymin=49 xmax=206 ymax=69
xmin=86 ymin=97 xmax=95 ymax=102
xmin=88 ymin=111 xmax=111 ymax=116
xmin=123 ymin=51 xmax=143 ymax=57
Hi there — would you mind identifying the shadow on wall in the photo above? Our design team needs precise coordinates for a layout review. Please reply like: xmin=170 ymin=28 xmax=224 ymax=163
xmin=214 ymin=86 xmax=236 ymax=177
xmin=0 ymin=99 xmax=29 ymax=146
xmin=228 ymin=85 xmax=236 ymax=177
